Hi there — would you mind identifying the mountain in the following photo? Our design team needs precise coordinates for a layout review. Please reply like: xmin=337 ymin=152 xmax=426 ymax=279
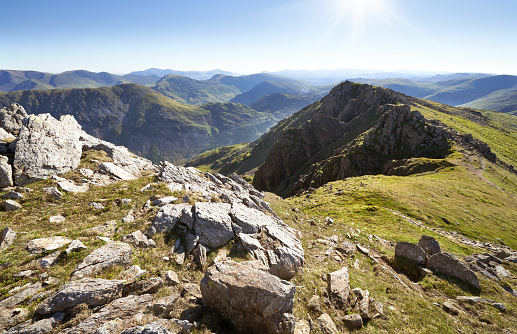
xmin=462 ymin=89 xmax=517 ymax=115
xmin=0 ymin=70 xmax=161 ymax=92
xmin=128 ymin=68 xmax=236 ymax=80
xmin=0 ymin=84 xmax=281 ymax=163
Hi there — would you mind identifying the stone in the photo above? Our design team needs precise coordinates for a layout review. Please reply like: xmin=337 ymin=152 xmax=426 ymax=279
xmin=152 ymin=196 xmax=178 ymax=207
xmin=336 ymin=239 xmax=355 ymax=254
xmin=36 ymin=278 xmax=124 ymax=315
xmin=123 ymin=277 xmax=163 ymax=296
xmin=150 ymin=294 xmax=181 ymax=315
xmin=39 ymin=250 xmax=62 ymax=269
xmin=294 ymin=319 xmax=311 ymax=334
xmin=267 ymin=246 xmax=304 ymax=280
xmin=3 ymin=199 xmax=21 ymax=211
xmin=193 ymin=243 xmax=208 ymax=269
xmin=164 ymin=270 xmax=180 ymax=286
xmin=419 ymin=267 xmax=433 ymax=277
xmin=238 ymin=233 xmax=264 ymax=251
xmin=14 ymin=270 xmax=36 ymax=279
xmin=72 ymin=241 xmax=133 ymax=280
xmin=427 ymin=252 xmax=481 ymax=289
xmin=327 ymin=266 xmax=350 ymax=307
xmin=122 ymin=210 xmax=135 ymax=224
xmin=0 ymin=307 xmax=29 ymax=331
xmin=3 ymin=312 xmax=64 ymax=334
xmin=121 ymin=320 xmax=176 ymax=334
xmin=26 ymin=235 xmax=73 ymax=254
xmin=43 ymin=186 xmax=64 ymax=199
xmin=0 ymin=127 xmax=16 ymax=142
xmin=194 ymin=202 xmax=234 ymax=249
xmin=86 ymin=220 xmax=117 ymax=237
xmin=0 ymin=227 xmax=16 ymax=251
xmin=308 ymin=295 xmax=321 ymax=312
xmin=58 ymin=180 xmax=89 ymax=193
xmin=79 ymin=168 xmax=94 ymax=178
xmin=89 ymin=202 xmax=105 ymax=210
xmin=0 ymin=282 xmax=42 ymax=310
xmin=99 ymin=162 xmax=138 ymax=180
xmin=354 ymin=289 xmax=371 ymax=319
xmin=0 ymin=156 xmax=13 ymax=188
xmin=61 ymin=294 xmax=153 ymax=334
xmin=341 ymin=313 xmax=363 ymax=330
xmin=201 ymin=260 xmax=296 ymax=334
xmin=121 ymin=198 xmax=133 ymax=205
xmin=356 ymin=244 xmax=370 ymax=255
xmin=118 ymin=265 xmax=147 ymax=284
xmin=418 ymin=235 xmax=441 ymax=255
xmin=395 ymin=241 xmax=427 ymax=265
xmin=1 ymin=191 xmax=23 ymax=200
xmin=315 ymin=313 xmax=338 ymax=334
xmin=13 ymin=114 xmax=83 ymax=185
xmin=184 ymin=233 xmax=199 ymax=255
xmin=442 ymin=301 xmax=460 ymax=315
xmin=148 ymin=203 xmax=190 ymax=236
xmin=121 ymin=230 xmax=157 ymax=248
xmin=0 ymin=103 xmax=27 ymax=134
xmin=49 ymin=214 xmax=66 ymax=223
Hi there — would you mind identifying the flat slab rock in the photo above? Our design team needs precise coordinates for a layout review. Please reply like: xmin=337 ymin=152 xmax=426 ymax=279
xmin=26 ymin=236 xmax=73 ymax=254
xmin=71 ymin=242 xmax=132 ymax=280
xmin=194 ymin=202 xmax=234 ymax=249
xmin=427 ymin=252 xmax=480 ymax=290
xmin=201 ymin=260 xmax=296 ymax=334
xmin=36 ymin=278 xmax=124 ymax=315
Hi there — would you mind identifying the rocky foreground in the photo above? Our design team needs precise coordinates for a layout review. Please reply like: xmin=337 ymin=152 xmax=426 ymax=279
xmin=1 ymin=103 xmax=516 ymax=333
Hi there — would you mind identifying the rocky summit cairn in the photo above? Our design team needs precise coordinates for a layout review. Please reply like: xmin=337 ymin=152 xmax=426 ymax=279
xmin=200 ymin=259 xmax=296 ymax=334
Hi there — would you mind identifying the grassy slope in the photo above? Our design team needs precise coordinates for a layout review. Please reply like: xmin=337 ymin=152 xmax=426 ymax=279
xmin=462 ymin=89 xmax=517 ymax=115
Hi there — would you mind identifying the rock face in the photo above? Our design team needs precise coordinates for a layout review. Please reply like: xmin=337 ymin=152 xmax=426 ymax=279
xmin=200 ymin=260 xmax=296 ymax=334
xmin=427 ymin=252 xmax=481 ymax=289
xmin=72 ymin=242 xmax=132 ymax=280
xmin=194 ymin=202 xmax=234 ymax=249
xmin=36 ymin=278 xmax=124 ymax=315
xmin=395 ymin=241 xmax=427 ymax=265
xmin=13 ymin=114 xmax=83 ymax=185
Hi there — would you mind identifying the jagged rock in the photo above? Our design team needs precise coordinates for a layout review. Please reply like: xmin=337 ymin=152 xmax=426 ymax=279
xmin=395 ymin=241 xmax=427 ymax=265
xmin=353 ymin=288 xmax=370 ymax=319
xmin=0 ymin=227 xmax=16 ymax=251
xmin=121 ymin=198 xmax=133 ymax=205
xmin=327 ymin=266 xmax=350 ymax=307
xmin=49 ymin=214 xmax=66 ymax=223
xmin=337 ymin=239 xmax=356 ymax=254
xmin=442 ymin=301 xmax=460 ymax=315
xmin=150 ymin=294 xmax=181 ymax=315
xmin=1 ymin=191 xmax=23 ymax=200
xmin=86 ymin=220 xmax=117 ymax=237
xmin=238 ymin=233 xmax=264 ymax=251
xmin=294 ymin=319 xmax=310 ymax=334
xmin=26 ymin=235 xmax=72 ymax=254
xmin=0 ymin=156 xmax=13 ymax=188
xmin=193 ymin=243 xmax=208 ymax=269
xmin=118 ymin=265 xmax=147 ymax=284
xmin=152 ymin=196 xmax=178 ymax=207
xmin=0 ymin=103 xmax=28 ymax=134
xmin=0 ymin=282 xmax=42 ymax=310
xmin=99 ymin=162 xmax=137 ymax=180
xmin=0 ymin=307 xmax=29 ymax=331
xmin=14 ymin=270 xmax=36 ymax=279
xmin=159 ymin=162 xmax=212 ymax=194
xmin=341 ymin=313 xmax=363 ymax=330
xmin=13 ymin=114 xmax=82 ymax=185
xmin=121 ymin=321 xmax=175 ymax=334
xmin=427 ymin=252 xmax=480 ymax=289
xmin=315 ymin=313 xmax=338 ymax=334
xmin=164 ymin=270 xmax=180 ymax=286
xmin=43 ymin=186 xmax=64 ymax=199
xmin=61 ymin=294 xmax=154 ymax=334
xmin=201 ymin=260 xmax=296 ymax=334
xmin=418 ymin=235 xmax=441 ymax=255
xmin=79 ymin=168 xmax=94 ymax=178
xmin=0 ymin=128 xmax=16 ymax=143
xmin=123 ymin=277 xmax=163 ymax=296
xmin=58 ymin=180 xmax=89 ymax=193
xmin=121 ymin=209 xmax=134 ymax=223
xmin=37 ymin=278 xmax=124 ymax=315
xmin=89 ymin=202 xmax=105 ymax=210
xmin=72 ymin=242 xmax=132 ymax=280
xmin=184 ymin=233 xmax=199 ymax=255
xmin=3 ymin=312 xmax=64 ymax=334
xmin=194 ymin=202 xmax=234 ymax=249
xmin=39 ymin=250 xmax=62 ymax=269
xmin=64 ymin=240 xmax=87 ymax=255
xmin=148 ymin=203 xmax=191 ymax=236
xmin=121 ymin=230 xmax=156 ymax=248
xmin=3 ymin=199 xmax=21 ymax=211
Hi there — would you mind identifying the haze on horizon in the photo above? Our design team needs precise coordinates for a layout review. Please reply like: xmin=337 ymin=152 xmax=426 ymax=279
xmin=2 ymin=0 xmax=516 ymax=76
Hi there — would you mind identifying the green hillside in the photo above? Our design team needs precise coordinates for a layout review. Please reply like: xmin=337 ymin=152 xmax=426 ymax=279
xmin=462 ymin=89 xmax=517 ymax=115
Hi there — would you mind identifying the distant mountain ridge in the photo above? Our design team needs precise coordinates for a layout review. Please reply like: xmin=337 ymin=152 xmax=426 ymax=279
xmin=128 ymin=68 xmax=237 ymax=80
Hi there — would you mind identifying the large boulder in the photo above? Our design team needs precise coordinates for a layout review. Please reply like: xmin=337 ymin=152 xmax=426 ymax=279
xmin=13 ymin=114 xmax=83 ymax=185
xmin=0 ymin=156 xmax=13 ymax=188
xmin=72 ymin=242 xmax=132 ymax=280
xmin=0 ymin=103 xmax=27 ymax=135
xmin=427 ymin=252 xmax=481 ymax=289
xmin=418 ymin=235 xmax=441 ymax=255
xmin=395 ymin=241 xmax=427 ymax=265
xmin=36 ymin=278 xmax=124 ymax=315
xmin=201 ymin=260 xmax=296 ymax=334
xmin=148 ymin=203 xmax=191 ymax=236
xmin=193 ymin=202 xmax=234 ymax=249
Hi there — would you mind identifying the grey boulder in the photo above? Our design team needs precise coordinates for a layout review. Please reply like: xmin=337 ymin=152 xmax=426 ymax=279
xmin=395 ymin=241 xmax=427 ymax=265
xmin=72 ymin=242 xmax=132 ymax=280
xmin=427 ymin=252 xmax=481 ymax=289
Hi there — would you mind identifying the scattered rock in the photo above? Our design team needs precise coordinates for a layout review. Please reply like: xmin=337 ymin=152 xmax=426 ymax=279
xmin=0 ymin=282 xmax=42 ymax=309
xmin=294 ymin=319 xmax=311 ymax=334
xmin=327 ymin=266 xmax=350 ymax=307
xmin=201 ymin=260 xmax=296 ymax=334
xmin=14 ymin=270 xmax=36 ymax=279
xmin=419 ymin=267 xmax=433 ymax=277
xmin=26 ymin=235 xmax=72 ymax=254
xmin=193 ymin=243 xmax=208 ymax=269
xmin=315 ymin=313 xmax=338 ymax=334
xmin=395 ymin=241 xmax=426 ymax=265
xmin=442 ymin=301 xmax=460 ymax=315
xmin=99 ymin=162 xmax=137 ymax=180
xmin=0 ymin=227 xmax=16 ymax=251
xmin=121 ymin=198 xmax=133 ymax=205
xmin=341 ymin=313 xmax=363 ymax=330
xmin=150 ymin=294 xmax=181 ymax=316
xmin=164 ymin=270 xmax=180 ymax=286
xmin=44 ymin=186 xmax=64 ymax=199
xmin=0 ymin=103 xmax=27 ymax=134
xmin=353 ymin=288 xmax=371 ymax=319
xmin=418 ymin=235 xmax=441 ymax=255
xmin=308 ymin=295 xmax=321 ymax=312
xmin=3 ymin=199 xmax=21 ymax=211
xmin=148 ymin=203 xmax=191 ymax=236
xmin=152 ymin=196 xmax=178 ymax=207
xmin=50 ymin=214 xmax=66 ymax=223
xmin=121 ymin=320 xmax=175 ymax=334
xmin=118 ymin=265 xmax=147 ymax=284
xmin=72 ymin=241 xmax=132 ymax=280
xmin=0 ymin=156 xmax=13 ymax=188
xmin=65 ymin=240 xmax=87 ymax=255
xmin=123 ymin=277 xmax=163 ymax=296
xmin=336 ymin=240 xmax=355 ymax=254
xmin=86 ymin=220 xmax=117 ymax=237
xmin=121 ymin=230 xmax=157 ymax=248
xmin=356 ymin=244 xmax=370 ymax=256
xmin=122 ymin=210 xmax=135 ymax=223
xmin=0 ymin=307 xmax=29 ymax=331
xmin=1 ymin=191 xmax=23 ymax=200
xmin=89 ymin=201 xmax=105 ymax=210
xmin=79 ymin=168 xmax=94 ymax=178
xmin=58 ymin=180 xmax=89 ymax=193
xmin=493 ymin=302 xmax=506 ymax=312
xmin=427 ymin=252 xmax=480 ymax=289
xmin=39 ymin=250 xmax=62 ymax=269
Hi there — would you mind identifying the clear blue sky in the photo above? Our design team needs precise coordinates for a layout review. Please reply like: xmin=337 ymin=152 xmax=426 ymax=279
xmin=2 ymin=0 xmax=516 ymax=75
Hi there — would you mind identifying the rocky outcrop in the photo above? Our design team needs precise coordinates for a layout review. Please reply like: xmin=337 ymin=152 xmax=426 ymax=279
xmin=0 ymin=103 xmax=27 ymax=135
xmin=200 ymin=260 xmax=296 ymax=334
xmin=71 ymin=242 xmax=132 ymax=280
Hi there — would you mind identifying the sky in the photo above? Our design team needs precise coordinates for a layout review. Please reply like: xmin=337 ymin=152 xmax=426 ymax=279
xmin=2 ymin=0 xmax=517 ymax=75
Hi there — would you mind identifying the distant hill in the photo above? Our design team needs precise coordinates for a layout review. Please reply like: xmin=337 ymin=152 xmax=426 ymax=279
xmin=0 ymin=70 xmax=161 ymax=92
xmin=462 ymin=88 xmax=517 ymax=115
xmin=128 ymin=68 xmax=236 ymax=80
xmin=0 ymin=84 xmax=283 ymax=163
